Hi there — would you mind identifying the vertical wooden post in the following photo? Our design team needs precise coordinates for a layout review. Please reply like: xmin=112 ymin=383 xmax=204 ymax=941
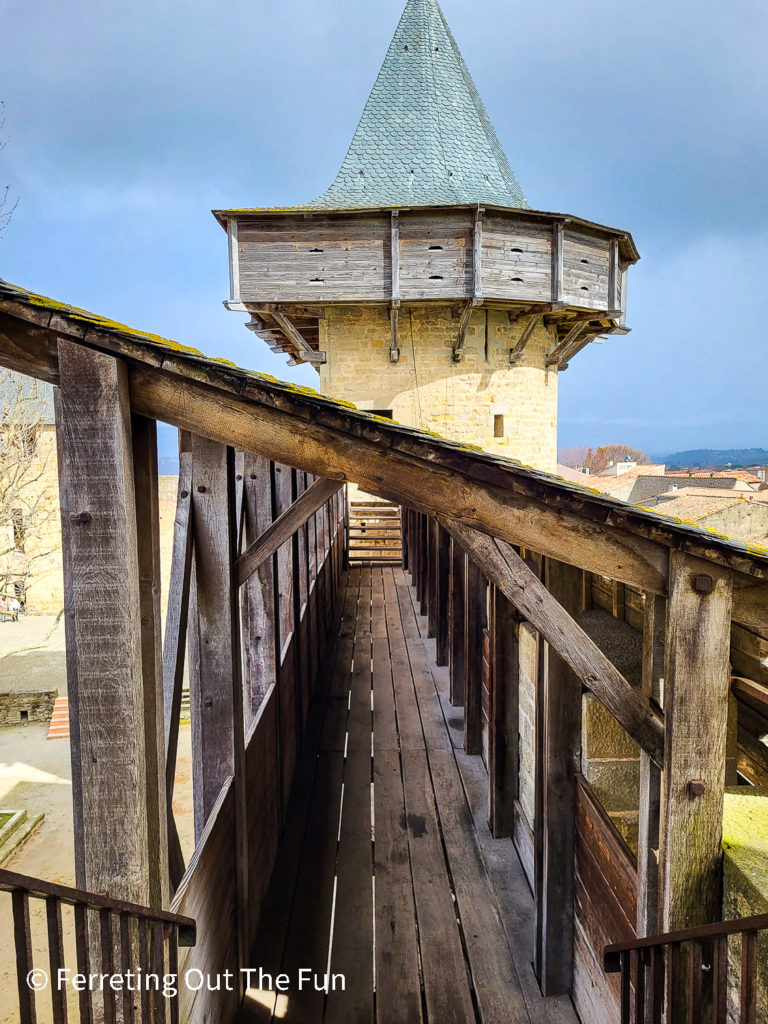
xmin=435 ymin=523 xmax=451 ymax=667
xmin=131 ymin=415 xmax=170 ymax=908
xmin=534 ymin=558 xmax=583 ymax=996
xmin=187 ymin=437 xmax=248 ymax=986
xmin=659 ymin=553 xmax=733 ymax=932
xmin=54 ymin=339 xmax=161 ymax=905
xmin=449 ymin=540 xmax=466 ymax=707
xmin=612 ymin=579 xmax=626 ymax=621
xmin=464 ymin=557 xmax=485 ymax=755
xmin=725 ymin=693 xmax=739 ymax=787
xmin=488 ymin=588 xmax=520 ymax=837
xmin=427 ymin=517 xmax=438 ymax=639
xmin=242 ymin=455 xmax=277 ymax=720
xmin=637 ymin=592 xmax=665 ymax=937
xmin=419 ymin=513 xmax=429 ymax=617
xmin=187 ymin=438 xmax=244 ymax=834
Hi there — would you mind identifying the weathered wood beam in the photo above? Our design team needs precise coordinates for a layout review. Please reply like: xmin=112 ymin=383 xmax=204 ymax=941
xmin=3 ymin=309 xmax=768 ymax=608
xmin=435 ymin=523 xmax=450 ymax=667
xmin=54 ymin=339 xmax=161 ymax=906
xmin=452 ymin=301 xmax=475 ymax=363
xmin=551 ymin=221 xmax=564 ymax=303
xmin=449 ymin=539 xmax=466 ymax=707
xmin=637 ymin=592 xmax=665 ymax=938
xmin=473 ymin=206 xmax=484 ymax=301
xmin=162 ymin=452 xmax=194 ymax=888
xmin=554 ymin=331 xmax=601 ymax=371
xmin=234 ymin=475 xmax=343 ymax=588
xmin=270 ymin=310 xmax=326 ymax=365
xmin=187 ymin=438 xmax=249 ymax=988
xmin=391 ymin=210 xmax=400 ymax=303
xmin=535 ymin=558 xmax=583 ymax=996
xmin=242 ymin=454 xmax=278 ymax=720
xmin=487 ymin=588 xmax=519 ymax=837
xmin=463 ymin=556 xmax=485 ymax=755
xmin=390 ymin=304 xmax=400 ymax=363
xmin=131 ymin=414 xmax=170 ymax=909
xmin=659 ymin=553 xmax=733 ymax=932
xmin=546 ymin=321 xmax=587 ymax=367
xmin=187 ymin=438 xmax=244 ymax=838
xmin=227 ymin=218 xmax=241 ymax=305
xmin=508 ymin=313 xmax=543 ymax=365
xmin=608 ymin=238 xmax=620 ymax=311
xmin=440 ymin=517 xmax=665 ymax=765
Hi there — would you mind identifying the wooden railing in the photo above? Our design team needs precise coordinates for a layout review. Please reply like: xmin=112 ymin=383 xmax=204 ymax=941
xmin=604 ymin=912 xmax=768 ymax=1023
xmin=1 ymin=866 xmax=195 ymax=1024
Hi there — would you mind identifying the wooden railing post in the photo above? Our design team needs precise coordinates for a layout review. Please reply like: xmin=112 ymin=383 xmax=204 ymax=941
xmin=427 ymin=517 xmax=438 ymax=639
xmin=638 ymin=592 xmax=665 ymax=938
xmin=435 ymin=523 xmax=451 ymax=666
xmin=131 ymin=414 xmax=170 ymax=909
xmin=464 ymin=557 xmax=486 ymax=755
xmin=187 ymin=437 xmax=248 ymax=987
xmin=534 ymin=557 xmax=583 ymax=996
xmin=659 ymin=552 xmax=733 ymax=932
xmin=242 ymin=455 xmax=277 ymax=720
xmin=54 ymin=339 xmax=163 ymax=906
xmin=449 ymin=539 xmax=466 ymax=707
xmin=488 ymin=587 xmax=520 ymax=837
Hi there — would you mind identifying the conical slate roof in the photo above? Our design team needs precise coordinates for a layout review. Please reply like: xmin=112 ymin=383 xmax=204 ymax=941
xmin=305 ymin=0 xmax=529 ymax=211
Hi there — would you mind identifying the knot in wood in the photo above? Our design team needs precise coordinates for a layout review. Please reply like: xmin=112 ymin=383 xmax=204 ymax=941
xmin=70 ymin=511 xmax=92 ymax=525
xmin=180 ymin=490 xmax=189 ymax=499
xmin=692 ymin=574 xmax=713 ymax=594
xmin=197 ymin=485 xmax=207 ymax=494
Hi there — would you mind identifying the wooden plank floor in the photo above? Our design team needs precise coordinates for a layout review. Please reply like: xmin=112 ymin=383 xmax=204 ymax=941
xmin=238 ymin=567 xmax=579 ymax=1024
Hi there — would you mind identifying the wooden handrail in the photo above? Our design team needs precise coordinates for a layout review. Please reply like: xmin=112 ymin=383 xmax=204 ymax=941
xmin=732 ymin=674 xmax=768 ymax=708
xmin=604 ymin=911 xmax=768 ymax=971
xmin=604 ymin=914 xmax=768 ymax=1024
xmin=0 ymin=867 xmax=196 ymax=945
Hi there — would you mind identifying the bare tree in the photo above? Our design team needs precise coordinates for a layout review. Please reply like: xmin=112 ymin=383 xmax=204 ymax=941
xmin=0 ymin=371 xmax=55 ymax=606
xmin=558 ymin=445 xmax=591 ymax=469
xmin=0 ymin=101 xmax=19 ymax=238
xmin=559 ymin=443 xmax=651 ymax=473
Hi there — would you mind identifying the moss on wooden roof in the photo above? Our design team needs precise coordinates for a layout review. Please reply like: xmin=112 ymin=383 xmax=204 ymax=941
xmin=1 ymin=277 xmax=767 ymax=568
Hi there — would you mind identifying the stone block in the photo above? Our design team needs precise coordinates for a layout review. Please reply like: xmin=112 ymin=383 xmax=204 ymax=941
xmin=582 ymin=759 xmax=640 ymax=813
xmin=723 ymin=787 xmax=768 ymax=1021
xmin=582 ymin=693 xmax=641 ymax=760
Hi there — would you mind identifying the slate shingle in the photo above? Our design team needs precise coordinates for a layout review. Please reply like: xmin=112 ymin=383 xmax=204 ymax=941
xmin=304 ymin=0 xmax=528 ymax=211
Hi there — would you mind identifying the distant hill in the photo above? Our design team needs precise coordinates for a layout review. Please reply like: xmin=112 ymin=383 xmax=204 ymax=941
xmin=652 ymin=448 xmax=768 ymax=469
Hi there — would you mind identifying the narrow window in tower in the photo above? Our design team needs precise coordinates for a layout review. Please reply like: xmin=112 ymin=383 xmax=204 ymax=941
xmin=494 ymin=415 xmax=505 ymax=438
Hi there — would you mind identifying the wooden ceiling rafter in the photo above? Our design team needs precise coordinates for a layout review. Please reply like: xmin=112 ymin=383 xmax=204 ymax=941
xmin=0 ymin=286 xmax=766 ymax=632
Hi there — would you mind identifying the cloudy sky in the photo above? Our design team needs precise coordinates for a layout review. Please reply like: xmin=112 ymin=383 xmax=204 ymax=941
xmin=2 ymin=0 xmax=766 ymax=459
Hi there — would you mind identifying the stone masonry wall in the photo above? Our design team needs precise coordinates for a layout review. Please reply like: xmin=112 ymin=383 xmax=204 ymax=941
xmin=319 ymin=306 xmax=559 ymax=473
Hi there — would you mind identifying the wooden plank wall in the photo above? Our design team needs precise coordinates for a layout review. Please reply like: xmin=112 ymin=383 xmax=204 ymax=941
xmin=573 ymin=775 xmax=638 ymax=1024
xmin=481 ymin=216 xmax=552 ymax=301
xmin=238 ymin=214 xmax=391 ymax=302
xmin=170 ymin=464 xmax=346 ymax=1024
xmin=235 ymin=208 xmax=613 ymax=308
xmin=562 ymin=231 xmax=611 ymax=309
xmin=587 ymin=572 xmax=768 ymax=786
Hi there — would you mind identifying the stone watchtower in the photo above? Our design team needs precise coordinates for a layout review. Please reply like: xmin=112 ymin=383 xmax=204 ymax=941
xmin=216 ymin=0 xmax=638 ymax=473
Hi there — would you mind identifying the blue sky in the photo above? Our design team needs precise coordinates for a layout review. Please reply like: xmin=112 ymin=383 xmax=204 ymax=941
xmin=1 ymin=0 xmax=766 ymax=458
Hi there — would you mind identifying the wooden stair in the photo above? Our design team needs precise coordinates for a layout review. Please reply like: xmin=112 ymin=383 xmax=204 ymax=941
xmin=347 ymin=500 xmax=402 ymax=566
xmin=46 ymin=697 xmax=69 ymax=740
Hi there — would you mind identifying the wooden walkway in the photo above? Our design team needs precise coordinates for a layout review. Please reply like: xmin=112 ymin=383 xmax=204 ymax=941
xmin=239 ymin=567 xmax=578 ymax=1024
